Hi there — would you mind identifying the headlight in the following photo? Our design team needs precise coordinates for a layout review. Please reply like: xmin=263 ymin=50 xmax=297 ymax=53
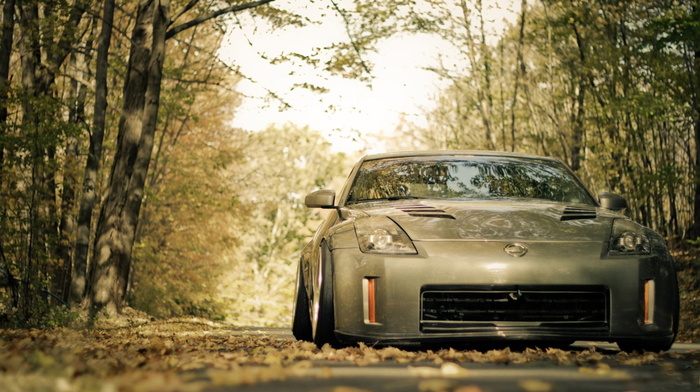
xmin=609 ymin=219 xmax=650 ymax=255
xmin=355 ymin=217 xmax=417 ymax=254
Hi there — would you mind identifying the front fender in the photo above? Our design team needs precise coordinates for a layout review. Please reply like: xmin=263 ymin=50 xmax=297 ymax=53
xmin=327 ymin=220 xmax=357 ymax=251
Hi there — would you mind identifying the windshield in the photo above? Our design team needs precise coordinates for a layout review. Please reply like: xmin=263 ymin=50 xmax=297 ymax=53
xmin=345 ymin=156 xmax=596 ymax=205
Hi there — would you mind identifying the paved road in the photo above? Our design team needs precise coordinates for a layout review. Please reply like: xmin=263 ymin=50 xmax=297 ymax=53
xmin=210 ymin=328 xmax=700 ymax=392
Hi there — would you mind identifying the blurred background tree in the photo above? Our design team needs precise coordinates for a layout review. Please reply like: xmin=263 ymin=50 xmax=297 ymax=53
xmin=216 ymin=125 xmax=346 ymax=325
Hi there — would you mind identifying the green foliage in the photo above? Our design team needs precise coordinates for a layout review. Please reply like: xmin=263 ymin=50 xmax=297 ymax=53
xmin=130 ymin=238 xmax=227 ymax=319
xmin=686 ymin=237 xmax=700 ymax=247
xmin=220 ymin=125 xmax=348 ymax=326
xmin=0 ymin=82 xmax=88 ymax=325
xmin=1 ymin=0 xmax=351 ymax=325
xmin=130 ymin=119 xmax=348 ymax=325
xmin=0 ymin=291 xmax=79 ymax=329
xmin=129 ymin=27 xmax=243 ymax=318
xmin=394 ymin=0 xmax=698 ymax=240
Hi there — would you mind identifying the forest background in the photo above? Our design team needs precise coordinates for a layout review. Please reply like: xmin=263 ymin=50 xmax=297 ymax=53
xmin=0 ymin=0 xmax=698 ymax=341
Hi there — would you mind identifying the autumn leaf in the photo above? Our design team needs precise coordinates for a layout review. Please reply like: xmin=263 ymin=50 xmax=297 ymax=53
xmin=418 ymin=379 xmax=458 ymax=392
xmin=519 ymin=379 xmax=554 ymax=392
xmin=0 ymin=317 xmax=698 ymax=391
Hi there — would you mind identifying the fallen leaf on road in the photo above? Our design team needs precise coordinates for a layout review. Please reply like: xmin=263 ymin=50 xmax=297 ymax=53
xmin=518 ymin=379 xmax=553 ymax=392
xmin=1 ymin=316 xmax=697 ymax=391
xmin=454 ymin=386 xmax=487 ymax=392
xmin=440 ymin=362 xmax=469 ymax=377
xmin=409 ymin=366 xmax=444 ymax=377
xmin=330 ymin=386 xmax=374 ymax=392
xmin=578 ymin=363 xmax=632 ymax=379
xmin=418 ymin=378 xmax=458 ymax=392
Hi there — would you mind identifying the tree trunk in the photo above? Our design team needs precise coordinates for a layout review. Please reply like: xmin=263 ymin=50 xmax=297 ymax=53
xmin=509 ymin=0 xmax=527 ymax=153
xmin=16 ymin=0 xmax=89 ymax=315
xmin=85 ymin=0 xmax=170 ymax=315
xmin=692 ymin=5 xmax=700 ymax=238
xmin=458 ymin=0 xmax=495 ymax=149
xmin=693 ymin=101 xmax=700 ymax=237
xmin=84 ymin=0 xmax=275 ymax=314
xmin=17 ymin=0 xmax=49 ymax=322
xmin=71 ymin=0 xmax=115 ymax=304
xmin=0 ymin=0 xmax=15 ymax=174
xmin=569 ymin=22 xmax=588 ymax=172
xmin=0 ymin=0 xmax=15 ymax=309
xmin=59 ymin=51 xmax=89 ymax=299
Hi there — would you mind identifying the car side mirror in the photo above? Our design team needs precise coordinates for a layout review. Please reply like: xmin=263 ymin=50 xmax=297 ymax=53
xmin=598 ymin=192 xmax=628 ymax=212
xmin=305 ymin=189 xmax=336 ymax=209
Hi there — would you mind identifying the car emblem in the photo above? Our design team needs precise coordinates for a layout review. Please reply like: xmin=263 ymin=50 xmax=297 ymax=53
xmin=504 ymin=243 xmax=528 ymax=257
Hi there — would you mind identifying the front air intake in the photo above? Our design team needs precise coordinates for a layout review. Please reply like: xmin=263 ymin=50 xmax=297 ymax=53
xmin=395 ymin=205 xmax=455 ymax=219
xmin=560 ymin=207 xmax=597 ymax=221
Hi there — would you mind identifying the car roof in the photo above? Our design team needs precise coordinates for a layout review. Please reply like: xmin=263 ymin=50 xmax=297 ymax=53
xmin=359 ymin=150 xmax=560 ymax=163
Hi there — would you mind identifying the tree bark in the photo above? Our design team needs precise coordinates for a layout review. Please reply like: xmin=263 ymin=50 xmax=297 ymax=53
xmin=692 ymin=1 xmax=700 ymax=238
xmin=11 ymin=0 xmax=90 ymax=316
xmin=84 ymin=0 xmax=276 ymax=315
xmin=59 ymin=50 xmax=90 ymax=299
xmin=85 ymin=0 xmax=170 ymax=315
xmin=0 ymin=0 xmax=16 ymax=310
xmin=0 ymin=0 xmax=15 ymax=148
xmin=509 ymin=0 xmax=527 ymax=153
xmin=458 ymin=0 xmax=495 ymax=149
xmin=693 ymin=70 xmax=700 ymax=237
xmin=17 ymin=0 xmax=50 ymax=322
xmin=71 ymin=0 xmax=115 ymax=304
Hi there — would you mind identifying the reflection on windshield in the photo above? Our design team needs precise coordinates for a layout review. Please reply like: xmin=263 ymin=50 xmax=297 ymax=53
xmin=346 ymin=157 xmax=595 ymax=205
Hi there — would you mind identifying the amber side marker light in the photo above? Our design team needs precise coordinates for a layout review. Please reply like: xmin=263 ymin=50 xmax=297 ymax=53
xmin=644 ymin=279 xmax=655 ymax=325
xmin=363 ymin=278 xmax=376 ymax=324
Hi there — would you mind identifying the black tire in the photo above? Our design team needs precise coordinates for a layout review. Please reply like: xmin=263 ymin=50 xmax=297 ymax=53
xmin=617 ymin=336 xmax=674 ymax=353
xmin=313 ymin=241 xmax=340 ymax=348
xmin=291 ymin=263 xmax=312 ymax=342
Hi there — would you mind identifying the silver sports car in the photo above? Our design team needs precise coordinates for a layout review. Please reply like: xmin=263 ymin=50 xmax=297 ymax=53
xmin=292 ymin=151 xmax=679 ymax=352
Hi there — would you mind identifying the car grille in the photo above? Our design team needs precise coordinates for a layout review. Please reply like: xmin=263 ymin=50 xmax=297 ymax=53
xmin=421 ymin=285 xmax=609 ymax=331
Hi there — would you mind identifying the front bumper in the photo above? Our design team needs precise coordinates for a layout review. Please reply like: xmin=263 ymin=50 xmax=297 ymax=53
xmin=331 ymin=240 xmax=677 ymax=346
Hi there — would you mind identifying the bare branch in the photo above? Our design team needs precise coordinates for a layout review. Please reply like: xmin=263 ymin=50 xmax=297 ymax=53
xmin=170 ymin=0 xmax=201 ymax=25
xmin=166 ymin=0 xmax=275 ymax=40
xmin=328 ymin=0 xmax=373 ymax=81
xmin=50 ymin=0 xmax=91 ymax=72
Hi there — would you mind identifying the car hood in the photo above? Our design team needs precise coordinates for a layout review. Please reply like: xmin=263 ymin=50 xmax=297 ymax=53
xmin=348 ymin=200 xmax=615 ymax=242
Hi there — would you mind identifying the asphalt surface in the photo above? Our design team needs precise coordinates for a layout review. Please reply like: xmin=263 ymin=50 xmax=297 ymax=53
xmin=209 ymin=329 xmax=700 ymax=392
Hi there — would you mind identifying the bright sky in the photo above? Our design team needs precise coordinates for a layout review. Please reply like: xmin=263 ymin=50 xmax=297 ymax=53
xmin=219 ymin=1 xmax=517 ymax=154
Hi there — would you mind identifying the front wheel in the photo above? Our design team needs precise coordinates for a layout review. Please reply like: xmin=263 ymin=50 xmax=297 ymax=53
xmin=311 ymin=241 xmax=340 ymax=348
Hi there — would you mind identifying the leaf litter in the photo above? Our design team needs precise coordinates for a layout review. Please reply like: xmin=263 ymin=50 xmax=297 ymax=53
xmin=0 ymin=317 xmax=698 ymax=391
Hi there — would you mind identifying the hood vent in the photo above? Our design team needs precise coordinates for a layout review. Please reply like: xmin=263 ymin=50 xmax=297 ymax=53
xmin=560 ymin=207 xmax=597 ymax=221
xmin=395 ymin=205 xmax=456 ymax=220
